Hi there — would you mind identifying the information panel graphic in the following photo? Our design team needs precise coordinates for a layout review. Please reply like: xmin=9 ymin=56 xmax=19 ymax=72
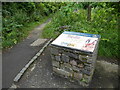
xmin=51 ymin=31 xmax=100 ymax=52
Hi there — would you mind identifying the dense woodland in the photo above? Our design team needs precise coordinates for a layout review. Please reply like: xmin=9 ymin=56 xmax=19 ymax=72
xmin=2 ymin=2 xmax=119 ymax=58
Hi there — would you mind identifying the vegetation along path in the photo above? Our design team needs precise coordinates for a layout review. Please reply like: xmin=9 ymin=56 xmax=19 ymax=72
xmin=2 ymin=19 xmax=51 ymax=88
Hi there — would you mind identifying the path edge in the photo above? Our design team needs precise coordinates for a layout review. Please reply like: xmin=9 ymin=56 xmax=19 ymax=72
xmin=9 ymin=39 xmax=53 ymax=89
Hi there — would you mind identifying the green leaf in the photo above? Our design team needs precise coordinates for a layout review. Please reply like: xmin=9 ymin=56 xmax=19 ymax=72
xmin=81 ymin=78 xmax=86 ymax=82
xmin=81 ymin=30 xmax=88 ymax=33
xmin=101 ymin=38 xmax=109 ymax=42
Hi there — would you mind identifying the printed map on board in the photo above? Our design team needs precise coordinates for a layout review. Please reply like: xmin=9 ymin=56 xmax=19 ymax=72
xmin=51 ymin=31 xmax=100 ymax=52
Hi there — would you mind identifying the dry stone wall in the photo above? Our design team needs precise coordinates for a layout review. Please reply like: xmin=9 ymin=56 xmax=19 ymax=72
xmin=50 ymin=39 xmax=99 ymax=87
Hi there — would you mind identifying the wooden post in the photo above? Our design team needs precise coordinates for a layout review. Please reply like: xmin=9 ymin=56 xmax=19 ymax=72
xmin=87 ymin=4 xmax=91 ymax=21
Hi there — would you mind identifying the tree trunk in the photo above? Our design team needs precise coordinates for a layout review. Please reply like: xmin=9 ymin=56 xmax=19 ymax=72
xmin=87 ymin=5 xmax=91 ymax=21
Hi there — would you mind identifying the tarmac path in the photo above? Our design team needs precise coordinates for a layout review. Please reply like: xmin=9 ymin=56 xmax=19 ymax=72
xmin=2 ymin=19 xmax=51 ymax=88
xmin=15 ymin=47 xmax=118 ymax=88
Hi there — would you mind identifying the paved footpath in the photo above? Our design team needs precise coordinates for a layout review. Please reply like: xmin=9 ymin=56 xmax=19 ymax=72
xmin=2 ymin=19 xmax=51 ymax=88
xmin=14 ymin=47 xmax=118 ymax=88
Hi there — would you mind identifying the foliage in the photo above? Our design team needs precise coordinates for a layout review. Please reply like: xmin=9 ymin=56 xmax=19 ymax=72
xmin=42 ymin=2 xmax=119 ymax=58
xmin=2 ymin=2 xmax=119 ymax=58
xmin=2 ymin=2 xmax=61 ymax=49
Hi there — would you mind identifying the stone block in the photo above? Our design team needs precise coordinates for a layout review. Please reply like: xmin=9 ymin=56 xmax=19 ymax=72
xmin=50 ymin=48 xmax=59 ymax=55
xmin=84 ymin=65 xmax=93 ymax=70
xmin=86 ymin=59 xmax=93 ymax=64
xmin=64 ymin=52 xmax=78 ymax=59
xmin=77 ymin=63 xmax=84 ymax=68
xmin=55 ymin=55 xmax=61 ymax=61
xmin=74 ymin=72 xmax=83 ymax=80
xmin=70 ymin=60 xmax=77 ymax=66
xmin=79 ymin=53 xmax=88 ymax=57
xmin=84 ymin=63 xmax=94 ymax=68
xmin=52 ymin=60 xmax=59 ymax=68
xmin=60 ymin=63 xmax=72 ymax=72
xmin=83 ymin=74 xmax=92 ymax=83
xmin=61 ymin=54 xmax=69 ymax=63
xmin=87 ymin=58 xmax=96 ymax=64
xmin=53 ymin=67 xmax=72 ymax=77
xmin=83 ymin=69 xmax=92 ymax=76
xmin=51 ymin=55 xmax=55 ymax=60
xmin=79 ymin=55 xmax=87 ymax=62
xmin=72 ymin=66 xmax=80 ymax=72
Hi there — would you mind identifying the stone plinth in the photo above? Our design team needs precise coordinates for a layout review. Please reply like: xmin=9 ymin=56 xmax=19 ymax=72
xmin=50 ymin=31 xmax=100 ymax=87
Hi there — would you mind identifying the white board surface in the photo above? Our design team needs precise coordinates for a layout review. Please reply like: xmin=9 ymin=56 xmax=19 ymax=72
xmin=51 ymin=31 xmax=100 ymax=52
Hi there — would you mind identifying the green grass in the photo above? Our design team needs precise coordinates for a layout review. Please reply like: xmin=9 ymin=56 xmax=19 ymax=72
xmin=42 ymin=8 xmax=118 ymax=58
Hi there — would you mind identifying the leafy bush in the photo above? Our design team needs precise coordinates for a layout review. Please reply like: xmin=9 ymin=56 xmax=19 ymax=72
xmin=42 ymin=3 xmax=118 ymax=58
xmin=2 ymin=2 xmax=61 ymax=48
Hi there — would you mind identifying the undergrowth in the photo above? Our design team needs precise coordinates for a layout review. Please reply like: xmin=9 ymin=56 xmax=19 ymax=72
xmin=42 ymin=3 xmax=119 ymax=58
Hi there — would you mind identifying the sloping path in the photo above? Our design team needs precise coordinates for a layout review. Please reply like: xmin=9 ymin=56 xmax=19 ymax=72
xmin=2 ymin=19 xmax=51 ymax=88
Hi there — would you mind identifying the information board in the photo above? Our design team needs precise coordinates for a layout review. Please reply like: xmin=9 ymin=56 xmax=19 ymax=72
xmin=51 ymin=31 xmax=100 ymax=52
